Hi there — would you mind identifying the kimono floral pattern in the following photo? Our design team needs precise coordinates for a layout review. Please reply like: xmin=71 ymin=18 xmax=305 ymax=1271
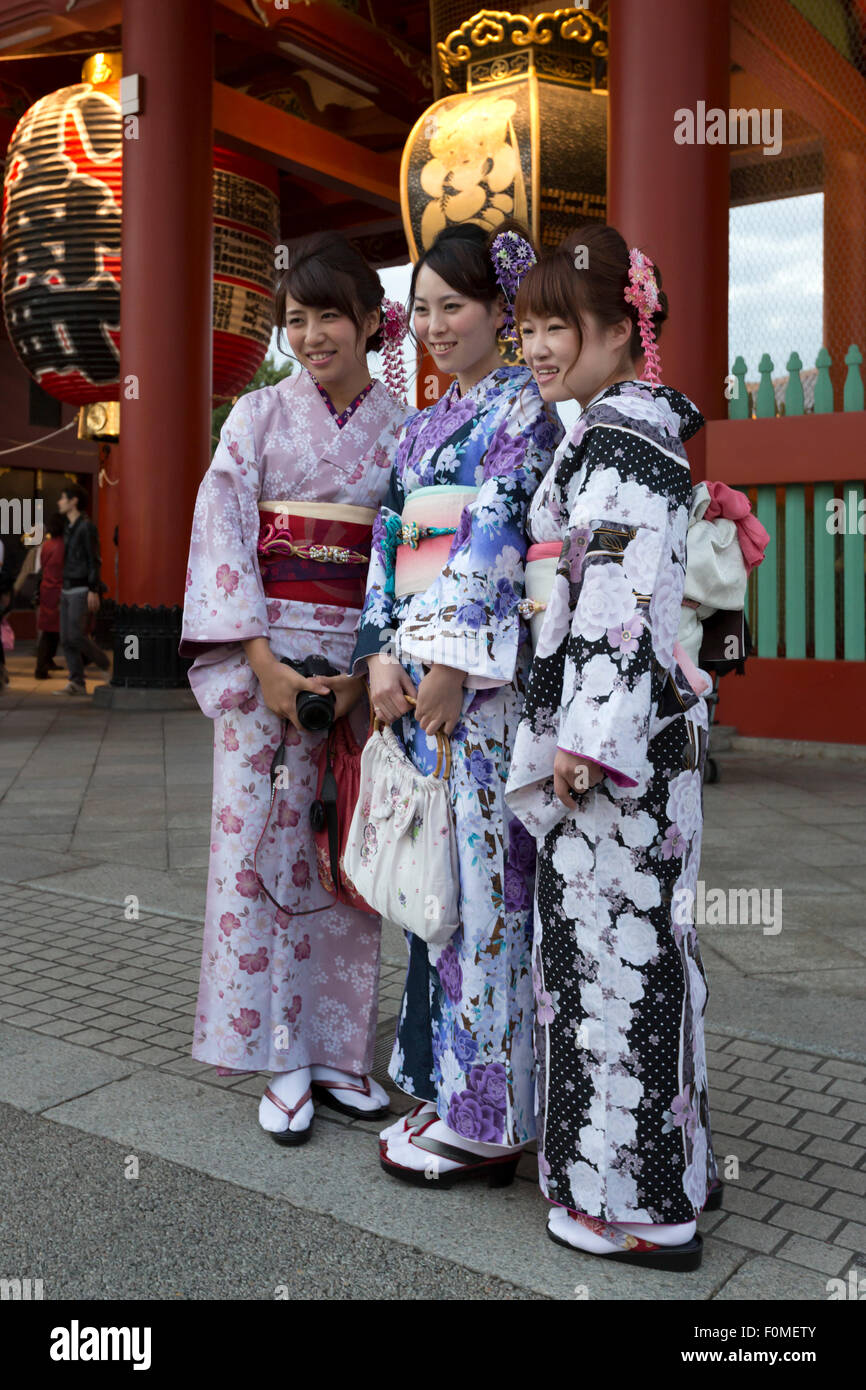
xmin=181 ymin=368 xmax=411 ymax=1074
xmin=353 ymin=363 xmax=563 ymax=1146
xmin=506 ymin=380 xmax=719 ymax=1220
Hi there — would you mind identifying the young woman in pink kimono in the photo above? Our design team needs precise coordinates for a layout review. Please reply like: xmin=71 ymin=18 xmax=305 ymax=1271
xmin=181 ymin=233 xmax=412 ymax=1144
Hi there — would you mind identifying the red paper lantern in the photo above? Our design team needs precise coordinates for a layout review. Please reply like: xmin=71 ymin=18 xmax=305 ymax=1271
xmin=1 ymin=58 xmax=279 ymax=405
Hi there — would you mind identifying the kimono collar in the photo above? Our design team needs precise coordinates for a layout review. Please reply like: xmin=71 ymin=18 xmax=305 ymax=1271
xmin=443 ymin=362 xmax=528 ymax=409
xmin=310 ymin=373 xmax=375 ymax=429
xmin=296 ymin=366 xmax=384 ymax=435
xmin=584 ymin=378 xmax=704 ymax=443
xmin=585 ymin=377 xmax=644 ymax=411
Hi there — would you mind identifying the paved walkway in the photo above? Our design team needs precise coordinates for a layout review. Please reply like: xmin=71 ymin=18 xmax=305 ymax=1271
xmin=1 ymin=644 xmax=865 ymax=1298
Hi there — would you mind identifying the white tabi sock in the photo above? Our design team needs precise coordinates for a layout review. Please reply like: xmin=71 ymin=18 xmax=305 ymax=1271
xmin=384 ymin=1118 xmax=523 ymax=1171
xmin=617 ymin=1220 xmax=696 ymax=1245
xmin=548 ymin=1205 xmax=697 ymax=1254
xmin=311 ymin=1064 xmax=388 ymax=1112
xmin=259 ymin=1067 xmax=313 ymax=1134
xmin=379 ymin=1100 xmax=436 ymax=1144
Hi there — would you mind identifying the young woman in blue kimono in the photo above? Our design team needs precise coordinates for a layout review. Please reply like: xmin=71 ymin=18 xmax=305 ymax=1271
xmin=352 ymin=222 xmax=563 ymax=1185
xmin=506 ymin=224 xmax=720 ymax=1269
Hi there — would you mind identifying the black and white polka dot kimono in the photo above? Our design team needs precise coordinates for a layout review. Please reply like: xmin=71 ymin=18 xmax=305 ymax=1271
xmin=505 ymin=380 xmax=719 ymax=1223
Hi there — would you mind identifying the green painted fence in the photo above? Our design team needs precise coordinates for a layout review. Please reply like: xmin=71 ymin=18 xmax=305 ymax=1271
xmin=728 ymin=343 xmax=864 ymax=418
xmin=728 ymin=344 xmax=865 ymax=660
xmin=740 ymin=482 xmax=866 ymax=661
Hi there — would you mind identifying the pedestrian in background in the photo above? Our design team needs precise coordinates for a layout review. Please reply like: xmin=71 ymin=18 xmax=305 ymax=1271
xmin=34 ymin=512 xmax=65 ymax=680
xmin=56 ymin=484 xmax=109 ymax=696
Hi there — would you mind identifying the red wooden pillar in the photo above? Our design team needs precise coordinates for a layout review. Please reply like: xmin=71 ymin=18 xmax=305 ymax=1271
xmin=119 ymin=0 xmax=213 ymax=606
xmin=94 ymin=443 xmax=122 ymax=602
xmin=607 ymin=0 xmax=730 ymax=478
xmin=824 ymin=147 xmax=866 ymax=401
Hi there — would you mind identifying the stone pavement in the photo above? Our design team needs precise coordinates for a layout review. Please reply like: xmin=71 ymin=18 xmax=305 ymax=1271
xmin=1 ymin=644 xmax=865 ymax=1299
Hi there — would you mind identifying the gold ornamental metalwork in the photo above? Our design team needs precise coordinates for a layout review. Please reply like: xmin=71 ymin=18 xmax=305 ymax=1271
xmin=437 ymin=8 xmax=608 ymax=93
xmin=401 ymin=6 xmax=608 ymax=258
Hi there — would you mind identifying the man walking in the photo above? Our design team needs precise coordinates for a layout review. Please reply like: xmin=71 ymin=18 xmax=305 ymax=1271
xmin=56 ymin=484 xmax=109 ymax=696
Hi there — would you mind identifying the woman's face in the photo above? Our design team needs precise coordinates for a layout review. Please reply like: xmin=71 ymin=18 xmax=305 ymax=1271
xmin=520 ymin=308 xmax=634 ymax=408
xmin=284 ymin=296 xmax=378 ymax=383
xmin=412 ymin=264 xmax=504 ymax=377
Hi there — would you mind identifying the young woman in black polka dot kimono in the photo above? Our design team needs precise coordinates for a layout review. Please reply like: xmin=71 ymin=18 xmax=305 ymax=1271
xmin=505 ymin=225 xmax=720 ymax=1270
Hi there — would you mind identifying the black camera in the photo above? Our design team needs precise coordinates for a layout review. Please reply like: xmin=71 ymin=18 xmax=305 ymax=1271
xmin=280 ymin=655 xmax=338 ymax=732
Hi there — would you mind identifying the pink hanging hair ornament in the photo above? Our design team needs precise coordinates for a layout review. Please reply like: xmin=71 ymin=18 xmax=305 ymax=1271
xmin=380 ymin=297 xmax=409 ymax=404
xmin=624 ymin=248 xmax=663 ymax=387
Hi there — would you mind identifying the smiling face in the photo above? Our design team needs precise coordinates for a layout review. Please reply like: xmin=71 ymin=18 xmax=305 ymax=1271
xmin=412 ymin=263 xmax=505 ymax=384
xmin=519 ymin=307 xmax=635 ymax=409
xmin=283 ymin=296 xmax=379 ymax=386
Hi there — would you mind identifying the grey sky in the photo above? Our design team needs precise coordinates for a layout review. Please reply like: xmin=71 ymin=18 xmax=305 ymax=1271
xmin=729 ymin=193 xmax=823 ymax=377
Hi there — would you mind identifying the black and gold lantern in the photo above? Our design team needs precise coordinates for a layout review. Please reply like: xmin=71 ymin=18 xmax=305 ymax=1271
xmin=401 ymin=7 xmax=608 ymax=257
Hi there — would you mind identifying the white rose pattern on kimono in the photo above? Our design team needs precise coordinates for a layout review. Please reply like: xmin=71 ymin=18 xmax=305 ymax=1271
xmin=505 ymin=380 xmax=719 ymax=1223
xmin=354 ymin=364 xmax=564 ymax=1146
xmin=181 ymin=368 xmax=412 ymax=1074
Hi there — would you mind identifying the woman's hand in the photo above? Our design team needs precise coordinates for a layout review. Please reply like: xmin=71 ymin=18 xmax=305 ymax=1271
xmin=367 ymin=652 xmax=417 ymax=725
xmin=319 ymin=673 xmax=366 ymax=722
xmin=258 ymin=661 xmax=333 ymax=732
xmin=553 ymin=749 xmax=604 ymax=808
xmin=414 ymin=663 xmax=465 ymax=737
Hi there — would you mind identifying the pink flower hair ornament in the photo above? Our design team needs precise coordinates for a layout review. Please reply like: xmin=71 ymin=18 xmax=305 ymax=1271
xmin=624 ymin=248 xmax=663 ymax=388
xmin=380 ymin=297 xmax=409 ymax=403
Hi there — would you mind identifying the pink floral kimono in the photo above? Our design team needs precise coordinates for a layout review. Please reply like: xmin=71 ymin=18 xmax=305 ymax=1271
xmin=181 ymin=368 xmax=411 ymax=1074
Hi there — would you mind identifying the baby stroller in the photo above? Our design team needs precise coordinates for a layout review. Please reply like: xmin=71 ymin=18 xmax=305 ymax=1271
xmin=677 ymin=482 xmax=769 ymax=785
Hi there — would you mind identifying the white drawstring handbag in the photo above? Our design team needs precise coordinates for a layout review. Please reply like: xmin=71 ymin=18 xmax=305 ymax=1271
xmin=342 ymin=698 xmax=459 ymax=946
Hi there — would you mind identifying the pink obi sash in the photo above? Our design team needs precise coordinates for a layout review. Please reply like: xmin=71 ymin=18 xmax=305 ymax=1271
xmin=519 ymin=539 xmax=709 ymax=695
xmin=257 ymin=500 xmax=376 ymax=609
xmin=394 ymin=485 xmax=478 ymax=599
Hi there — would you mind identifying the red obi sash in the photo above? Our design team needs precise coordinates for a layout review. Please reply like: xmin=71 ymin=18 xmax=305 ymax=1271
xmin=257 ymin=503 xmax=374 ymax=609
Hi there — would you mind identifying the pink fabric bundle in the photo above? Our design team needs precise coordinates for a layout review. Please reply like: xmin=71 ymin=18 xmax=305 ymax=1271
xmin=703 ymin=481 xmax=770 ymax=574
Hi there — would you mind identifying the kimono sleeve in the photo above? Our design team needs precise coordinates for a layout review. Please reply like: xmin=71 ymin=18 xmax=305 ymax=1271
xmin=180 ymin=394 xmax=269 ymax=658
xmin=351 ymin=462 xmax=405 ymax=675
xmin=397 ymin=392 xmax=562 ymax=687
xmin=542 ymin=426 xmax=683 ymax=787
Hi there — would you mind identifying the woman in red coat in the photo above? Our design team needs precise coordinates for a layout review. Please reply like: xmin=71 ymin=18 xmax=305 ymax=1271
xmin=35 ymin=513 xmax=65 ymax=679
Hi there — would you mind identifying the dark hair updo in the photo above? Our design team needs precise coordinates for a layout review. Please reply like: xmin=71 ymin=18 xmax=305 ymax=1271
xmin=514 ymin=223 xmax=669 ymax=366
xmin=273 ymin=231 xmax=386 ymax=355
xmin=407 ymin=217 xmax=534 ymax=350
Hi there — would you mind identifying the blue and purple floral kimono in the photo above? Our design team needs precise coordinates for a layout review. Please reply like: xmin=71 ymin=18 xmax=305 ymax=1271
xmin=353 ymin=363 xmax=563 ymax=1146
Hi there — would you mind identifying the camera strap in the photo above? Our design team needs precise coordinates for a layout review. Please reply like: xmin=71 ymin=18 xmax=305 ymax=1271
xmin=252 ymin=719 xmax=336 ymax=918
xmin=319 ymin=735 xmax=341 ymax=891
